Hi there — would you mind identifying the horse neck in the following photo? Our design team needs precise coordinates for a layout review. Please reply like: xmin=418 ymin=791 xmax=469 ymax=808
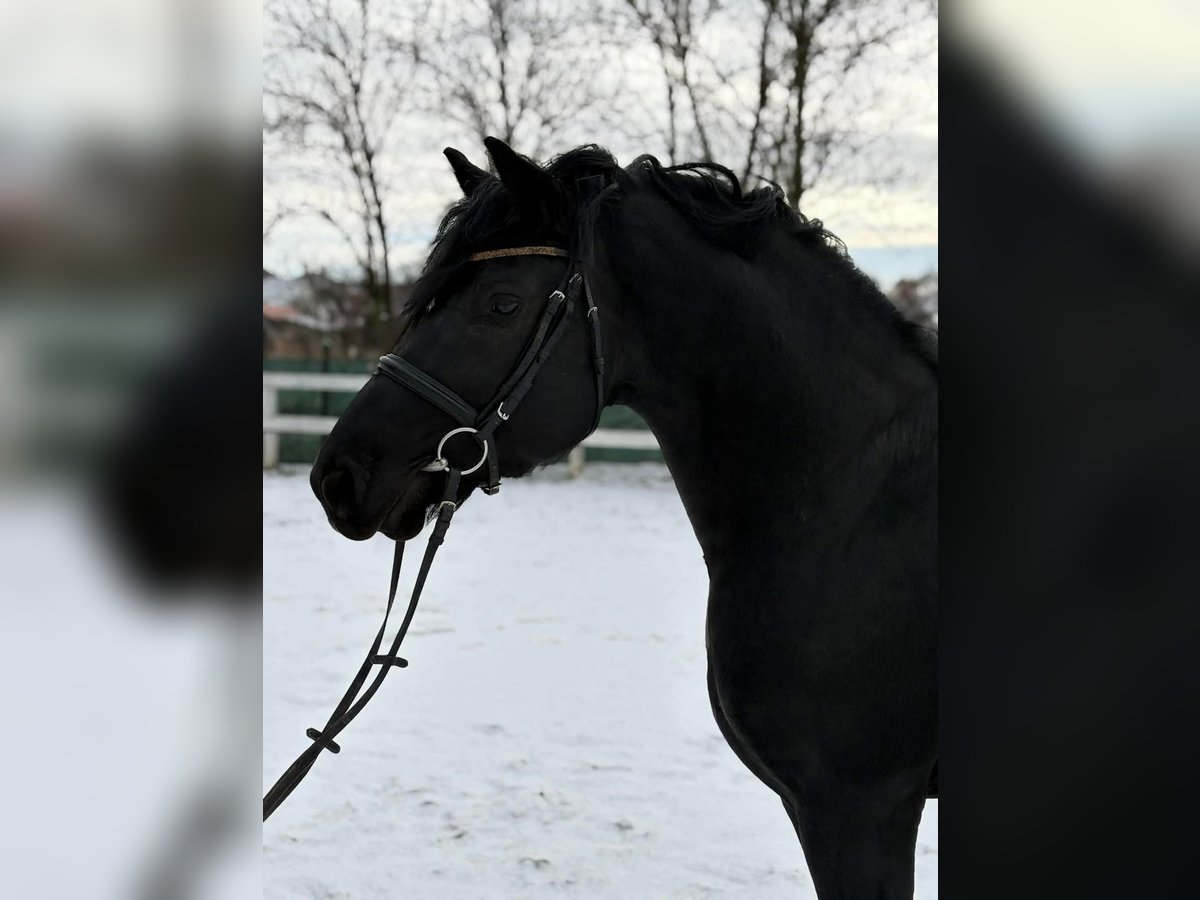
xmin=598 ymin=222 xmax=937 ymax=566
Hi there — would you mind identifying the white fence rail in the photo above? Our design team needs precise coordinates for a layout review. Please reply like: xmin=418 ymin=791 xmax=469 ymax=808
xmin=263 ymin=370 xmax=659 ymax=473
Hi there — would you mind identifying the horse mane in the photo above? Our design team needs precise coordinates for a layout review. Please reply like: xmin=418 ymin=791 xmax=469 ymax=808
xmin=408 ymin=145 xmax=937 ymax=370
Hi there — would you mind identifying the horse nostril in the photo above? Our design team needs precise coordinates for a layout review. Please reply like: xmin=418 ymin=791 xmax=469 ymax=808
xmin=319 ymin=467 xmax=362 ymax=516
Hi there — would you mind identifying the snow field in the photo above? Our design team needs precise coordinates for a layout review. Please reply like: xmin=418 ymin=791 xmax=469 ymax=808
xmin=264 ymin=464 xmax=937 ymax=898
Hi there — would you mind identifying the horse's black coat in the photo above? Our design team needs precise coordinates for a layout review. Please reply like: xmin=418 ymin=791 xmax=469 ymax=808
xmin=312 ymin=138 xmax=937 ymax=898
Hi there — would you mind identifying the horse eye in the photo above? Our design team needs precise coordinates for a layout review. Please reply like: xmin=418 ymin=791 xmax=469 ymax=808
xmin=491 ymin=298 xmax=519 ymax=316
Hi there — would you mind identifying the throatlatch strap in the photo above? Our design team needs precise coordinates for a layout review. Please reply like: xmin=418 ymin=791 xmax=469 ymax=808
xmin=263 ymin=469 xmax=463 ymax=821
xmin=583 ymin=274 xmax=605 ymax=431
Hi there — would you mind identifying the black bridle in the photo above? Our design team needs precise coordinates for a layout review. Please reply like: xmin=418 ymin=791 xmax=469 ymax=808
xmin=263 ymin=247 xmax=605 ymax=820
xmin=377 ymin=246 xmax=605 ymax=495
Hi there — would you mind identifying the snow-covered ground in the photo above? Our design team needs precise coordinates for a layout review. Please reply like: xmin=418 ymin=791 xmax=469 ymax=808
xmin=264 ymin=464 xmax=938 ymax=898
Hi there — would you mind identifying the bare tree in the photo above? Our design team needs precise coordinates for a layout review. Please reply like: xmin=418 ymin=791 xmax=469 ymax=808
xmin=768 ymin=0 xmax=932 ymax=206
xmin=264 ymin=0 xmax=933 ymax=309
xmin=396 ymin=0 xmax=616 ymax=158
xmin=623 ymin=0 xmax=934 ymax=207
xmin=265 ymin=0 xmax=623 ymax=329
xmin=265 ymin=0 xmax=414 ymax=319
xmin=622 ymin=0 xmax=714 ymax=164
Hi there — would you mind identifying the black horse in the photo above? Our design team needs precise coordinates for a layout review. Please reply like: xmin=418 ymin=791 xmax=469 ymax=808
xmin=311 ymin=138 xmax=937 ymax=899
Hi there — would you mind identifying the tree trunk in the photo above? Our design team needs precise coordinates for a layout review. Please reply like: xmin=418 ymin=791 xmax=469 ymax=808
xmin=788 ymin=21 xmax=811 ymax=207
xmin=742 ymin=0 xmax=779 ymax=185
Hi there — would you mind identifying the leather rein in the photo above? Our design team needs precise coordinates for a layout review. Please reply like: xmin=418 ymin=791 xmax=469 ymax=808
xmin=263 ymin=247 xmax=605 ymax=820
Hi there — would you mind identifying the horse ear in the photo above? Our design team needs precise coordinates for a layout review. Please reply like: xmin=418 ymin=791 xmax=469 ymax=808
xmin=443 ymin=147 xmax=489 ymax=197
xmin=483 ymin=136 xmax=560 ymax=219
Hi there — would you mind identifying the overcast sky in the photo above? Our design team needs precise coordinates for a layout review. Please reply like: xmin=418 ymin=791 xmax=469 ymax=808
xmin=263 ymin=2 xmax=939 ymax=288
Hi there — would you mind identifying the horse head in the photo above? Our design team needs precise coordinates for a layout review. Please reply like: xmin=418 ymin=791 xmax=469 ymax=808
xmin=310 ymin=138 xmax=607 ymax=540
